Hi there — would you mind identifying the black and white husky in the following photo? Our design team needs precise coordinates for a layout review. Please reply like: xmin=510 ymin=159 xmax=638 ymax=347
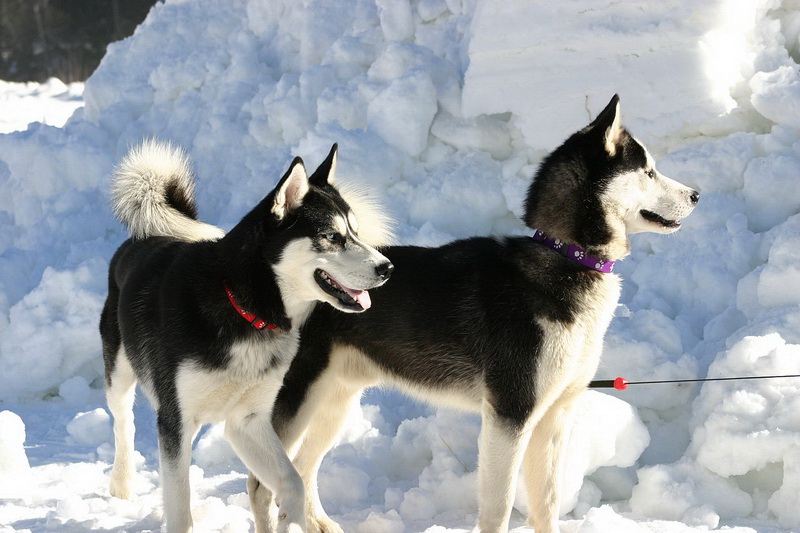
xmin=247 ymin=96 xmax=700 ymax=533
xmin=100 ymin=141 xmax=393 ymax=533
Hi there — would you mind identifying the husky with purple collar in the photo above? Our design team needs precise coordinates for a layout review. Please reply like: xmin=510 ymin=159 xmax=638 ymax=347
xmin=248 ymin=95 xmax=699 ymax=533
xmin=100 ymin=142 xmax=393 ymax=533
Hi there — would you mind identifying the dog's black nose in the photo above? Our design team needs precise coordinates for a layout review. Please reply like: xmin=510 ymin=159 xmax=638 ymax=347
xmin=690 ymin=190 xmax=700 ymax=204
xmin=376 ymin=262 xmax=394 ymax=280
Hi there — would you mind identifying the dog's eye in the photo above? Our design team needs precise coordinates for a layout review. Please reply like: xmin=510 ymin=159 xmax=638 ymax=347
xmin=323 ymin=233 xmax=344 ymax=245
xmin=646 ymin=169 xmax=656 ymax=178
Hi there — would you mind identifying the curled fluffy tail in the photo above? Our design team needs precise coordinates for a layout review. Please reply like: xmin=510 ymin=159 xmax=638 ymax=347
xmin=111 ymin=140 xmax=224 ymax=241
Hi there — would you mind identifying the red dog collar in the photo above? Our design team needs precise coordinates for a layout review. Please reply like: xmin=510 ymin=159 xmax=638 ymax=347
xmin=223 ymin=281 xmax=277 ymax=330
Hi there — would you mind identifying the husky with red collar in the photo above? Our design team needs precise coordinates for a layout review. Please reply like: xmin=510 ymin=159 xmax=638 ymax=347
xmin=248 ymin=95 xmax=699 ymax=533
xmin=100 ymin=142 xmax=392 ymax=533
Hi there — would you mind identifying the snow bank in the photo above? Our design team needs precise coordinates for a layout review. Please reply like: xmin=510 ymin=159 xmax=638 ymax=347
xmin=2 ymin=0 xmax=800 ymax=530
xmin=0 ymin=261 xmax=106 ymax=400
xmin=0 ymin=411 xmax=32 ymax=500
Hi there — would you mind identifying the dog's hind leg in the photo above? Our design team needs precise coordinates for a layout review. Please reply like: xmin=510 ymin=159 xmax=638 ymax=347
xmin=106 ymin=348 xmax=138 ymax=500
xmin=476 ymin=403 xmax=532 ymax=533
xmin=158 ymin=408 xmax=197 ymax=533
xmin=225 ymin=407 xmax=306 ymax=533
xmin=522 ymin=391 xmax=581 ymax=533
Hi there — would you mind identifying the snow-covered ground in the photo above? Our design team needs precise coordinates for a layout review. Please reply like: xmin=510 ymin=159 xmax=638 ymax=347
xmin=0 ymin=78 xmax=84 ymax=134
xmin=1 ymin=0 xmax=799 ymax=531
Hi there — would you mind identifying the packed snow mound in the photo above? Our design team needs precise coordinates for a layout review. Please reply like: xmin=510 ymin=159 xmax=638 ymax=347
xmin=1 ymin=0 xmax=800 ymax=531
xmin=0 ymin=410 xmax=32 ymax=500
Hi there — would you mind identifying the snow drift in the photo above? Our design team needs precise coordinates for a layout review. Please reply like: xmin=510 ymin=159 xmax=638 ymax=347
xmin=1 ymin=0 xmax=799 ymax=531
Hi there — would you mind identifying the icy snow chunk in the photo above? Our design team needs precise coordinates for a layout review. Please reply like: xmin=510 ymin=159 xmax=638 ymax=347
xmin=399 ymin=487 xmax=437 ymax=521
xmin=358 ymin=509 xmax=405 ymax=533
xmin=430 ymin=113 xmax=513 ymax=160
xmin=194 ymin=423 xmax=241 ymax=471
xmin=756 ymin=215 xmax=800 ymax=308
xmin=559 ymin=391 xmax=650 ymax=515
xmin=657 ymin=132 xmax=756 ymax=194
xmin=318 ymin=459 xmax=371 ymax=512
xmin=577 ymin=505 xmax=647 ymax=533
xmin=0 ymin=411 xmax=32 ymax=500
xmin=690 ymin=333 xmax=800 ymax=478
xmin=417 ymin=0 xmax=448 ymax=22
xmin=0 ymin=261 xmax=106 ymax=401
xmin=750 ymin=66 xmax=800 ymax=128
xmin=56 ymin=494 xmax=91 ymax=522
xmin=630 ymin=459 xmax=753 ymax=522
xmin=66 ymin=408 xmax=112 ymax=447
xmin=377 ymin=0 xmax=414 ymax=41
xmin=743 ymin=154 xmax=800 ymax=232
xmin=769 ymin=447 xmax=800 ymax=528
xmin=367 ymin=70 xmax=438 ymax=157
xmin=58 ymin=375 xmax=92 ymax=406
xmin=682 ymin=504 xmax=720 ymax=529
xmin=317 ymin=85 xmax=369 ymax=130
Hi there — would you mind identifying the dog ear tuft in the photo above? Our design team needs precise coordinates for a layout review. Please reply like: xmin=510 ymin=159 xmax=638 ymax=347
xmin=272 ymin=157 xmax=309 ymax=220
xmin=590 ymin=95 xmax=622 ymax=157
xmin=309 ymin=143 xmax=338 ymax=186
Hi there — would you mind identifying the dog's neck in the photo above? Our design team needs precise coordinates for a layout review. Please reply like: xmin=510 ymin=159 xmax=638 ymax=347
xmin=223 ymin=281 xmax=279 ymax=330
xmin=530 ymin=229 xmax=617 ymax=273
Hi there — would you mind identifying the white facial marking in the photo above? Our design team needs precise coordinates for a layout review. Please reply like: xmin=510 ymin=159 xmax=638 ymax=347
xmin=332 ymin=215 xmax=348 ymax=237
xmin=274 ymin=226 xmax=391 ymax=314
xmin=347 ymin=211 xmax=359 ymax=235
xmin=602 ymin=143 xmax=697 ymax=236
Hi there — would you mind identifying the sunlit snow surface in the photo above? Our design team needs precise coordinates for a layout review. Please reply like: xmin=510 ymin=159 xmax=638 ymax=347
xmin=1 ymin=0 xmax=799 ymax=531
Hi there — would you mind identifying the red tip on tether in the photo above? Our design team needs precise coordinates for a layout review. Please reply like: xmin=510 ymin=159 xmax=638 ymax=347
xmin=613 ymin=377 xmax=628 ymax=390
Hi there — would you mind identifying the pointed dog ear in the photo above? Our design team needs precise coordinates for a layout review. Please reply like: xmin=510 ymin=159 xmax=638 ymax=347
xmin=272 ymin=157 xmax=309 ymax=220
xmin=309 ymin=143 xmax=338 ymax=186
xmin=590 ymin=94 xmax=623 ymax=157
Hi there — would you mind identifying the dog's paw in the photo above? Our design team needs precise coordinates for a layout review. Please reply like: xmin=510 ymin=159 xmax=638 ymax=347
xmin=307 ymin=515 xmax=344 ymax=533
xmin=109 ymin=470 xmax=133 ymax=500
xmin=276 ymin=514 xmax=306 ymax=533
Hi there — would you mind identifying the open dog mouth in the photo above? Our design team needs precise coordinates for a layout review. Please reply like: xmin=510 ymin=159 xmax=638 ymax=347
xmin=314 ymin=269 xmax=372 ymax=311
xmin=640 ymin=209 xmax=681 ymax=229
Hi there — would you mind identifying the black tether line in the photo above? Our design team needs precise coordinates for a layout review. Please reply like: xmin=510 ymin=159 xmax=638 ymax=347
xmin=589 ymin=374 xmax=800 ymax=390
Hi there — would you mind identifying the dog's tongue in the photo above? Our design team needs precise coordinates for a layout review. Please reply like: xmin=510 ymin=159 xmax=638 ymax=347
xmin=343 ymin=286 xmax=371 ymax=310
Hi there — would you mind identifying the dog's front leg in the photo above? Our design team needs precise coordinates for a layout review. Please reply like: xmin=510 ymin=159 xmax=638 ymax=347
xmin=475 ymin=403 xmax=531 ymax=533
xmin=522 ymin=392 xmax=580 ymax=533
xmin=225 ymin=410 xmax=306 ymax=533
xmin=248 ymin=473 xmax=280 ymax=533
xmin=158 ymin=410 xmax=196 ymax=533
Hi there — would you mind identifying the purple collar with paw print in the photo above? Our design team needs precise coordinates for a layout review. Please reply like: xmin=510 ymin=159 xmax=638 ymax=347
xmin=530 ymin=229 xmax=616 ymax=273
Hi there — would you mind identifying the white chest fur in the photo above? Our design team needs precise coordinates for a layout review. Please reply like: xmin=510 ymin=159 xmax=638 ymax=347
xmin=175 ymin=334 xmax=300 ymax=426
xmin=534 ymin=274 xmax=622 ymax=409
